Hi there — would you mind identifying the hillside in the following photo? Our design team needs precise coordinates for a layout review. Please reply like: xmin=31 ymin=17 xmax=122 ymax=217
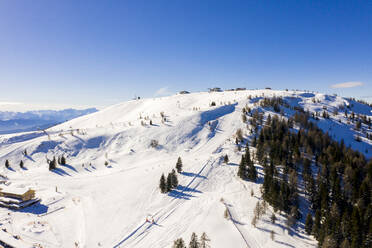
xmin=0 ymin=89 xmax=370 ymax=247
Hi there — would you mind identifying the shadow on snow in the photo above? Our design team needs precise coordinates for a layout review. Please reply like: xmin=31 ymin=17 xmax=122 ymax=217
xmin=51 ymin=167 xmax=71 ymax=176
xmin=17 ymin=202 xmax=48 ymax=215
xmin=181 ymin=171 xmax=206 ymax=179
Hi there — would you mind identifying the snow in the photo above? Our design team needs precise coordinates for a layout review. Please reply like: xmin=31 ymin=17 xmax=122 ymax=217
xmin=0 ymin=89 xmax=370 ymax=247
xmin=0 ymin=185 xmax=31 ymax=195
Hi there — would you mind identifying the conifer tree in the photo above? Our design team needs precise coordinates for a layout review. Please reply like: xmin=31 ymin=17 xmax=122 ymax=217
xmin=246 ymin=147 xmax=257 ymax=181
xmin=313 ymin=209 xmax=321 ymax=238
xmin=173 ymin=238 xmax=186 ymax=248
xmin=159 ymin=174 xmax=167 ymax=193
xmin=20 ymin=160 xmax=24 ymax=169
xmin=223 ymin=154 xmax=229 ymax=164
xmin=305 ymin=213 xmax=313 ymax=234
xmin=5 ymin=159 xmax=9 ymax=168
xmin=270 ymin=230 xmax=275 ymax=241
xmin=171 ymin=169 xmax=178 ymax=188
xmin=200 ymin=232 xmax=210 ymax=248
xmin=167 ymin=173 xmax=173 ymax=192
xmin=189 ymin=232 xmax=199 ymax=248
xmin=351 ymin=207 xmax=361 ymax=248
xmin=237 ymin=155 xmax=246 ymax=179
xmin=61 ymin=155 xmax=66 ymax=165
xmin=271 ymin=213 xmax=276 ymax=224
xmin=340 ymin=239 xmax=351 ymax=248
xmin=49 ymin=156 xmax=57 ymax=171
xmin=176 ymin=157 xmax=183 ymax=173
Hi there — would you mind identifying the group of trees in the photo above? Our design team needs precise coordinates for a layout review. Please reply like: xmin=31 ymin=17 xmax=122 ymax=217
xmin=173 ymin=232 xmax=210 ymax=248
xmin=4 ymin=153 xmax=67 ymax=172
xmin=160 ymin=157 xmax=183 ymax=193
xmin=252 ymin=111 xmax=372 ymax=247
xmin=237 ymin=144 xmax=257 ymax=182
xmin=254 ymin=115 xmax=300 ymax=219
xmin=5 ymin=159 xmax=25 ymax=169
xmin=259 ymin=96 xmax=288 ymax=113
xmin=48 ymin=155 xmax=67 ymax=171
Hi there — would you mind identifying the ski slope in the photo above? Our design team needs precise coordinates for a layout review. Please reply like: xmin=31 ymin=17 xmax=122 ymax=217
xmin=0 ymin=89 xmax=370 ymax=247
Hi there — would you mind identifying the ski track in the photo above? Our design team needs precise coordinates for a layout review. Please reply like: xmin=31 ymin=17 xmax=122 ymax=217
xmin=114 ymin=157 xmax=217 ymax=248
xmin=224 ymin=201 xmax=262 ymax=248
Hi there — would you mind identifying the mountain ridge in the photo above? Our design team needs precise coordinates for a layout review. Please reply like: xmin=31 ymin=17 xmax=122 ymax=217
xmin=0 ymin=89 xmax=370 ymax=247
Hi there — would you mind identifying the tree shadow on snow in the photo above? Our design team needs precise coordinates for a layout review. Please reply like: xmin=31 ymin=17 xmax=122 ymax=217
xmin=275 ymin=240 xmax=296 ymax=248
xmin=21 ymin=166 xmax=28 ymax=171
xmin=231 ymin=217 xmax=245 ymax=225
xmin=7 ymin=167 xmax=15 ymax=172
xmin=181 ymin=171 xmax=206 ymax=179
xmin=168 ymin=189 xmax=194 ymax=200
xmin=51 ymin=168 xmax=71 ymax=176
xmin=177 ymin=185 xmax=202 ymax=194
xmin=60 ymin=163 xmax=78 ymax=173
xmin=25 ymin=155 xmax=35 ymax=162
xmin=227 ymin=162 xmax=239 ymax=167
xmin=18 ymin=202 xmax=48 ymax=215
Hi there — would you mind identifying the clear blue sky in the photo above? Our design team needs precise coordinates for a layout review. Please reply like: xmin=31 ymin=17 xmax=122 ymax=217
xmin=0 ymin=0 xmax=371 ymax=109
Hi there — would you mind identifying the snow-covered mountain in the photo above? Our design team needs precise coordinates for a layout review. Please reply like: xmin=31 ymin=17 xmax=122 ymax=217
xmin=0 ymin=108 xmax=98 ymax=134
xmin=0 ymin=89 xmax=370 ymax=247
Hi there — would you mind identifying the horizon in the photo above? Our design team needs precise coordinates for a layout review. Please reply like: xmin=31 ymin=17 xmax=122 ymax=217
xmin=1 ymin=0 xmax=371 ymax=110
xmin=0 ymin=87 xmax=371 ymax=112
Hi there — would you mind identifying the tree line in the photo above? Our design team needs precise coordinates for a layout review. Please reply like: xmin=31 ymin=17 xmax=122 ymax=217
xmin=252 ymin=111 xmax=372 ymax=248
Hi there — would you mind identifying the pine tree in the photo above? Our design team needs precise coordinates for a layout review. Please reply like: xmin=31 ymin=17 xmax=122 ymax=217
xmin=176 ymin=157 xmax=183 ymax=173
xmin=171 ymin=169 xmax=178 ymax=188
xmin=305 ymin=213 xmax=313 ymax=234
xmin=247 ymin=160 xmax=257 ymax=181
xmin=200 ymin=232 xmax=210 ymax=248
xmin=189 ymin=232 xmax=199 ymax=248
xmin=270 ymin=230 xmax=275 ymax=241
xmin=167 ymin=173 xmax=173 ymax=192
xmin=5 ymin=159 xmax=9 ymax=168
xmin=351 ymin=207 xmax=361 ymax=248
xmin=271 ymin=213 xmax=276 ymax=224
xmin=322 ymin=235 xmax=337 ymax=248
xmin=20 ymin=160 xmax=24 ymax=169
xmin=340 ymin=239 xmax=351 ymax=248
xmin=173 ymin=238 xmax=186 ymax=248
xmin=49 ymin=156 xmax=57 ymax=171
xmin=223 ymin=154 xmax=229 ymax=164
xmin=159 ymin=174 xmax=167 ymax=193
xmin=313 ymin=209 xmax=321 ymax=238
xmin=237 ymin=155 xmax=246 ymax=179
xmin=61 ymin=155 xmax=66 ymax=165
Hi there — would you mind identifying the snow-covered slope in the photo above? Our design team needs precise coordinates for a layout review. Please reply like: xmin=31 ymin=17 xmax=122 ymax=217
xmin=0 ymin=90 xmax=370 ymax=247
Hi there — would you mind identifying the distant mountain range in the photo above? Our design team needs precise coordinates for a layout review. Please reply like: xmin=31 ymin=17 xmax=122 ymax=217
xmin=0 ymin=108 xmax=98 ymax=134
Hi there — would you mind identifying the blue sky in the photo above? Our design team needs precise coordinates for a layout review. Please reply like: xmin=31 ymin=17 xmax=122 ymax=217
xmin=0 ymin=0 xmax=371 ymax=109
